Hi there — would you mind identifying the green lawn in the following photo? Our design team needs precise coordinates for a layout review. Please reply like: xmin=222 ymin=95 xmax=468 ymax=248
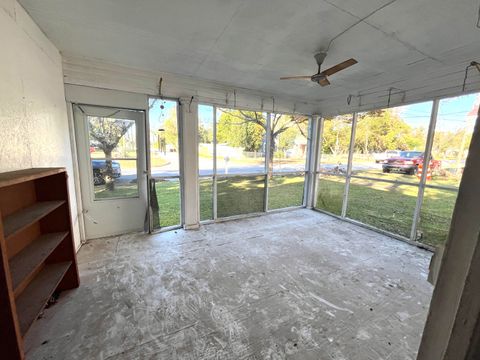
xmin=95 ymin=174 xmax=457 ymax=247
xmin=268 ymin=174 xmax=305 ymax=210
xmin=316 ymin=176 xmax=457 ymax=247
xmin=199 ymin=178 xmax=213 ymax=221
xmin=199 ymin=174 xmax=305 ymax=220
xmin=216 ymin=176 xmax=265 ymax=217
xmin=155 ymin=179 xmax=181 ymax=228
xmin=97 ymin=175 xmax=304 ymax=227
xmin=94 ymin=183 xmax=139 ymax=199
xmin=347 ymin=178 xmax=418 ymax=239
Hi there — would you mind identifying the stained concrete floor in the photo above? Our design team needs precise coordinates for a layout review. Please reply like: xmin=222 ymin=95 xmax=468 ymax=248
xmin=25 ymin=209 xmax=433 ymax=360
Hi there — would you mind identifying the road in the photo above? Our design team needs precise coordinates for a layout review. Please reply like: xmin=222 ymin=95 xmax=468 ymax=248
xmin=116 ymin=161 xmax=384 ymax=183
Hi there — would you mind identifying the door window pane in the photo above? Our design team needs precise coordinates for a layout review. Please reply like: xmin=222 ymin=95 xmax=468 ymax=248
xmin=88 ymin=116 xmax=138 ymax=200
xmin=319 ymin=115 xmax=352 ymax=174
xmin=217 ymin=175 xmax=265 ymax=217
xmin=271 ymin=114 xmax=309 ymax=172
xmin=268 ymin=174 xmax=305 ymax=210
xmin=351 ymin=103 xmax=431 ymax=183
xmin=216 ymin=108 xmax=266 ymax=175
xmin=315 ymin=174 xmax=345 ymax=215
xmin=429 ymin=94 xmax=479 ymax=187
xmin=149 ymin=99 xmax=179 ymax=177
xmin=346 ymin=178 xmax=417 ymax=238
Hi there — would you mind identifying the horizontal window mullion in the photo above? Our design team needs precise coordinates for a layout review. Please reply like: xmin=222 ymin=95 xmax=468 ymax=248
xmin=216 ymin=172 xmax=266 ymax=178
xmin=91 ymin=158 xmax=137 ymax=161
xmin=316 ymin=171 xmax=348 ymax=178
xmin=349 ymin=174 xmax=420 ymax=187
xmin=271 ymin=171 xmax=306 ymax=176
xmin=424 ymin=184 xmax=459 ymax=192
xmin=152 ymin=175 xmax=180 ymax=179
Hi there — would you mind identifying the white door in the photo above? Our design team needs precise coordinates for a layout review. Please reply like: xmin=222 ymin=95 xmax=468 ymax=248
xmin=73 ymin=104 xmax=147 ymax=239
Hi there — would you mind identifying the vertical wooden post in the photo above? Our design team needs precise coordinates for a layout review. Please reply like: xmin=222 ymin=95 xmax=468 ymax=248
xmin=418 ymin=107 xmax=480 ymax=359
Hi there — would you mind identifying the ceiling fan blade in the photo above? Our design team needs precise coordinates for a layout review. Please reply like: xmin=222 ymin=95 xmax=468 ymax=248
xmin=279 ymin=76 xmax=312 ymax=80
xmin=319 ymin=78 xmax=331 ymax=87
xmin=321 ymin=58 xmax=358 ymax=77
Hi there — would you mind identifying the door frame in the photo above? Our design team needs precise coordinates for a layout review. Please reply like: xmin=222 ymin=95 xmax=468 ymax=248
xmin=146 ymin=96 xmax=185 ymax=233
xmin=73 ymin=102 xmax=148 ymax=239
xmin=66 ymin=85 xmax=185 ymax=238
xmin=66 ymin=85 xmax=150 ymax=241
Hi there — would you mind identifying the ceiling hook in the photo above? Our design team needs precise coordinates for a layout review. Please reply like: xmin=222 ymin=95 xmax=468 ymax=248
xmin=158 ymin=77 xmax=163 ymax=98
xmin=462 ymin=61 xmax=480 ymax=92
xmin=189 ymin=96 xmax=194 ymax=113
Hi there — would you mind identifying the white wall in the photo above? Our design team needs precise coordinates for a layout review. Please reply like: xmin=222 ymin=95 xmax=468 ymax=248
xmin=0 ymin=0 xmax=81 ymax=249
xmin=63 ymin=56 xmax=319 ymax=116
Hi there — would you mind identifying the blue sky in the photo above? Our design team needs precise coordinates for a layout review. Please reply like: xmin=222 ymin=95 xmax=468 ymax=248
xmin=400 ymin=93 xmax=479 ymax=132
xmin=149 ymin=98 xmax=177 ymax=131
xmin=198 ymin=104 xmax=214 ymax=128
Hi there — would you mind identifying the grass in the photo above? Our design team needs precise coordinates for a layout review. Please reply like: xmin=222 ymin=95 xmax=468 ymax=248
xmin=347 ymin=178 xmax=417 ymax=238
xmin=316 ymin=175 xmax=345 ymax=215
xmin=268 ymin=175 xmax=305 ymax=210
xmin=217 ymin=176 xmax=265 ymax=217
xmin=316 ymin=176 xmax=457 ymax=247
xmin=418 ymin=187 xmax=457 ymax=246
xmin=199 ymin=178 xmax=213 ymax=221
xmin=199 ymin=175 xmax=305 ymax=220
xmin=94 ymin=183 xmax=139 ymax=199
xmin=95 ymin=173 xmax=457 ymax=247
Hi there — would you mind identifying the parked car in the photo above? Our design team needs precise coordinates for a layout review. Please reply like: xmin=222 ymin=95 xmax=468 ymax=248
xmin=92 ymin=160 xmax=121 ymax=185
xmin=382 ymin=151 xmax=441 ymax=175
xmin=373 ymin=150 xmax=401 ymax=163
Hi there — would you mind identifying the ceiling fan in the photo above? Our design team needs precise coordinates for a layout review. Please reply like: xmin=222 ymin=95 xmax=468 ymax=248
xmin=280 ymin=52 xmax=358 ymax=87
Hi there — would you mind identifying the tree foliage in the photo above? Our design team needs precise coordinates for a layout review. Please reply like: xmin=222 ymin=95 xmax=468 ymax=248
xmin=163 ymin=114 xmax=178 ymax=149
xmin=89 ymin=117 xmax=133 ymax=153
xmin=321 ymin=109 xmax=427 ymax=155
xmin=216 ymin=110 xmax=309 ymax=176
xmin=198 ymin=123 xmax=213 ymax=144
xmin=216 ymin=110 xmax=265 ymax=151
xmin=89 ymin=117 xmax=133 ymax=190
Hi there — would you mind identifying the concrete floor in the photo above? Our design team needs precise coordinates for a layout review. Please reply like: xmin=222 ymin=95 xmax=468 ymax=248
xmin=25 ymin=209 xmax=433 ymax=360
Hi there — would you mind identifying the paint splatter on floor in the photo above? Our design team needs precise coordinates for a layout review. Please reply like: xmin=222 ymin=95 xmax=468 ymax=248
xmin=25 ymin=209 xmax=433 ymax=360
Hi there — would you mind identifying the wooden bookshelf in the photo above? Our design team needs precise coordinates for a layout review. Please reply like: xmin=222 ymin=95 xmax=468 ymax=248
xmin=0 ymin=168 xmax=79 ymax=360
xmin=4 ymin=201 xmax=66 ymax=240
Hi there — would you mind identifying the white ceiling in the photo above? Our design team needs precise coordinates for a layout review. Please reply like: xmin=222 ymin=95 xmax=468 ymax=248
xmin=19 ymin=0 xmax=480 ymax=111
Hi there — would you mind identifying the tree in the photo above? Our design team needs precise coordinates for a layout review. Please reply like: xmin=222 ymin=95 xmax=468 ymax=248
xmin=89 ymin=117 xmax=133 ymax=191
xmin=321 ymin=115 xmax=352 ymax=155
xmin=216 ymin=110 xmax=264 ymax=151
xmin=163 ymin=114 xmax=178 ymax=150
xmin=198 ymin=123 xmax=213 ymax=144
xmin=354 ymin=109 xmax=425 ymax=153
xmin=218 ymin=110 xmax=308 ymax=176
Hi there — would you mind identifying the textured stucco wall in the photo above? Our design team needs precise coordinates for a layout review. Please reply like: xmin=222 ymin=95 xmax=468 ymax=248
xmin=0 ymin=0 xmax=81 ymax=249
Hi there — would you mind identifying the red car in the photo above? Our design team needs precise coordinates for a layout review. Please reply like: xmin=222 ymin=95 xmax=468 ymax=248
xmin=382 ymin=151 xmax=441 ymax=175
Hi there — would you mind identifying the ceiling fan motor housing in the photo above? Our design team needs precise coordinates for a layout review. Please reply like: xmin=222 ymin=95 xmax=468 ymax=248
xmin=311 ymin=73 xmax=327 ymax=83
